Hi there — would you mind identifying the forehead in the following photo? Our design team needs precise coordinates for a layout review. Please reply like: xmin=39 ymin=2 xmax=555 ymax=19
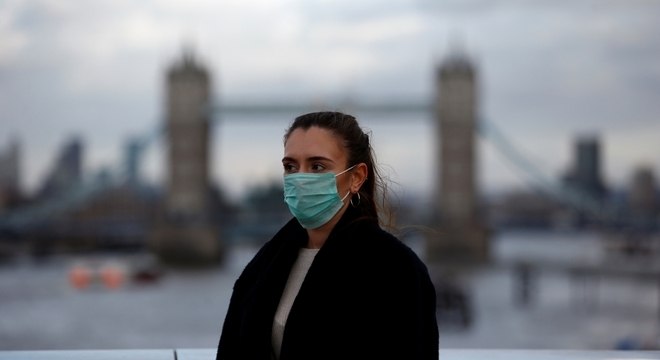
xmin=284 ymin=127 xmax=346 ymax=161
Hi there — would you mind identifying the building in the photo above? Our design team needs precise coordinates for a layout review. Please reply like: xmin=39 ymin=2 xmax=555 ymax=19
xmin=26 ymin=181 xmax=161 ymax=256
xmin=0 ymin=138 xmax=21 ymax=212
xmin=37 ymin=136 xmax=83 ymax=201
xmin=628 ymin=166 xmax=658 ymax=227
xmin=13 ymin=138 xmax=161 ymax=256
xmin=428 ymin=50 xmax=489 ymax=264
xmin=149 ymin=48 xmax=223 ymax=265
xmin=560 ymin=135 xmax=609 ymax=226
xmin=563 ymin=135 xmax=607 ymax=201
xmin=123 ymin=137 xmax=143 ymax=184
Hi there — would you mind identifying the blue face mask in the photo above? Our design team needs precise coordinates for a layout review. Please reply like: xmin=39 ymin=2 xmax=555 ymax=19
xmin=283 ymin=165 xmax=355 ymax=229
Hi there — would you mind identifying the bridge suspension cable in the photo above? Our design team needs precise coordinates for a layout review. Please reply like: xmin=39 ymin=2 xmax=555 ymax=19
xmin=478 ymin=118 xmax=620 ymax=224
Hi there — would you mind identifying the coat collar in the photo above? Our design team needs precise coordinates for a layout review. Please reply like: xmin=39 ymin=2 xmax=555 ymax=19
xmin=274 ymin=204 xmax=377 ymax=249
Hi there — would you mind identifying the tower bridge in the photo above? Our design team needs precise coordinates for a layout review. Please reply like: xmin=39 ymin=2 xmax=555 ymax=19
xmin=0 ymin=49 xmax=650 ymax=265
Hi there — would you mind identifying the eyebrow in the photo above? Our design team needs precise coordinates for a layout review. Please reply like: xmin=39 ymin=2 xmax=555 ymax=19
xmin=281 ymin=156 xmax=334 ymax=163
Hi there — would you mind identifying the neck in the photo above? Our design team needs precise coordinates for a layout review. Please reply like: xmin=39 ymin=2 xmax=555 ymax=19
xmin=305 ymin=202 xmax=350 ymax=249
xmin=306 ymin=229 xmax=329 ymax=249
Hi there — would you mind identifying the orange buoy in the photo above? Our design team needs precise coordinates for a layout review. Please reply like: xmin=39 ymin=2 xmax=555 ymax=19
xmin=69 ymin=263 xmax=93 ymax=289
xmin=100 ymin=262 xmax=125 ymax=289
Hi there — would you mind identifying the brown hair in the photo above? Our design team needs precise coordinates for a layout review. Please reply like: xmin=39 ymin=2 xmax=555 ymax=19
xmin=284 ymin=111 xmax=393 ymax=227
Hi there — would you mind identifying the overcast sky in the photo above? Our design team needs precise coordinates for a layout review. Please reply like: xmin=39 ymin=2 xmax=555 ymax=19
xmin=1 ymin=0 xmax=659 ymax=202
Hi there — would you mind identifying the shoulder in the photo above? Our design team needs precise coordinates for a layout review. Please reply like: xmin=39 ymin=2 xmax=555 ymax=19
xmin=234 ymin=218 xmax=304 ymax=286
xmin=352 ymin=220 xmax=416 ymax=254
xmin=348 ymin=220 xmax=430 ymax=274
xmin=340 ymin=221 xmax=436 ymax=306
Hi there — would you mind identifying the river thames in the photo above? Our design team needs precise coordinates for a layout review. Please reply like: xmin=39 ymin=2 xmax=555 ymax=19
xmin=0 ymin=230 xmax=658 ymax=351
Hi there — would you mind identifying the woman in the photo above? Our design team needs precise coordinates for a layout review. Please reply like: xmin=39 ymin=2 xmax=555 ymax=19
xmin=216 ymin=111 xmax=439 ymax=360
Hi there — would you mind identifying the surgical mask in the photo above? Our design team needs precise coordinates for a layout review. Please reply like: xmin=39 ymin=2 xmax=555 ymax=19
xmin=283 ymin=165 xmax=356 ymax=229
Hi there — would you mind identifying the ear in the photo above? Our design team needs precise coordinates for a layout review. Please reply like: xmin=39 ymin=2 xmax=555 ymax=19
xmin=350 ymin=163 xmax=368 ymax=193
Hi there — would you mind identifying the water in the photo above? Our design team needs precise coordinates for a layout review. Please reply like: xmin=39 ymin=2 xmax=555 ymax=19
xmin=0 ymin=250 xmax=249 ymax=350
xmin=0 ymin=230 xmax=658 ymax=351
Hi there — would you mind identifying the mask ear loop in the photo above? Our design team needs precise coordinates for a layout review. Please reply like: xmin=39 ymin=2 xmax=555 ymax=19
xmin=350 ymin=192 xmax=361 ymax=207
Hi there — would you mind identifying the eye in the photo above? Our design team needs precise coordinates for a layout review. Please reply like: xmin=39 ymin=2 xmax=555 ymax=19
xmin=283 ymin=162 xmax=297 ymax=174
xmin=311 ymin=163 xmax=326 ymax=172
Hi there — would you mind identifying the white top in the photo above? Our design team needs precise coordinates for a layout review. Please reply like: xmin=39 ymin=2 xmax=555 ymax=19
xmin=271 ymin=247 xmax=319 ymax=360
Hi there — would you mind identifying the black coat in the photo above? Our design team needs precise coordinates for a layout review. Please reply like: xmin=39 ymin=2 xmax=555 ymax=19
xmin=216 ymin=206 xmax=439 ymax=360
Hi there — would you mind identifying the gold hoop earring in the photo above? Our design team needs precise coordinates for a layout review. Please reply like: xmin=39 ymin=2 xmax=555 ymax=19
xmin=350 ymin=192 xmax=361 ymax=207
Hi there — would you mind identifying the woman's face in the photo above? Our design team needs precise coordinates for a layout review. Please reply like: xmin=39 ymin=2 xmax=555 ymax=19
xmin=282 ymin=126 xmax=352 ymax=194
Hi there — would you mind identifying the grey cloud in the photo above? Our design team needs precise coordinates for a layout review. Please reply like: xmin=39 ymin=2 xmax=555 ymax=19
xmin=2 ymin=0 xmax=659 ymax=195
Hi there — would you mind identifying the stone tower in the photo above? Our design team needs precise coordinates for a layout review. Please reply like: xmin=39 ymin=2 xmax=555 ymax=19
xmin=150 ymin=48 xmax=223 ymax=265
xmin=165 ymin=49 xmax=211 ymax=216
xmin=427 ymin=50 xmax=489 ymax=265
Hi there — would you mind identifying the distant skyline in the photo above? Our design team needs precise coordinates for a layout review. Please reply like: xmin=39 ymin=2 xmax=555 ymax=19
xmin=1 ymin=0 xmax=659 ymax=201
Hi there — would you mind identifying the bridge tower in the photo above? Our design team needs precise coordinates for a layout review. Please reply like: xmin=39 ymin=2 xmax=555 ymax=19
xmin=149 ymin=47 xmax=223 ymax=265
xmin=427 ymin=50 xmax=490 ymax=265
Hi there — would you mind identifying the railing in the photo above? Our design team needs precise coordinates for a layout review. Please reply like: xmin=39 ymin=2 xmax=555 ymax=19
xmin=1 ymin=349 xmax=659 ymax=359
